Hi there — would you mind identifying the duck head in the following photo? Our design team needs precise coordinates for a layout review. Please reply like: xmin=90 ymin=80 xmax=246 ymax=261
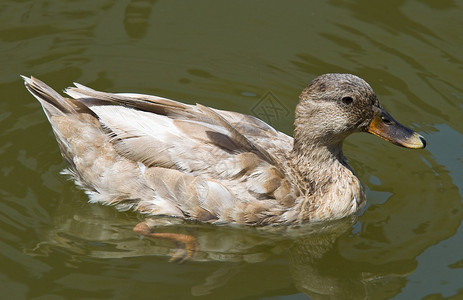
xmin=293 ymin=73 xmax=426 ymax=150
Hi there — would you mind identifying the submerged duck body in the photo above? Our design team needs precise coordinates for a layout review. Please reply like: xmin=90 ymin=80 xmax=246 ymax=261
xmin=23 ymin=74 xmax=425 ymax=226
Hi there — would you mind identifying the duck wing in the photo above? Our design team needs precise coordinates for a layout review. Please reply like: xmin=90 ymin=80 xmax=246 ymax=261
xmin=65 ymin=84 xmax=293 ymax=171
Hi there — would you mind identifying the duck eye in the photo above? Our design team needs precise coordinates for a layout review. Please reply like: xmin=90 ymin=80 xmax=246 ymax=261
xmin=341 ymin=96 xmax=353 ymax=105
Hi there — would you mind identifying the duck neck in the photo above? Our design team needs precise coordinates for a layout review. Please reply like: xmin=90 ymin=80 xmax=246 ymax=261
xmin=289 ymin=139 xmax=365 ymax=222
xmin=290 ymin=141 xmax=350 ymax=194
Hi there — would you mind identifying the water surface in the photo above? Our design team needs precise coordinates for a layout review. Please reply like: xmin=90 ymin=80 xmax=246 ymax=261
xmin=1 ymin=1 xmax=463 ymax=299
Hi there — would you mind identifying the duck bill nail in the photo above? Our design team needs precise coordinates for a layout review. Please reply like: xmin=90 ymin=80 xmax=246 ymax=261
xmin=367 ymin=110 xmax=426 ymax=149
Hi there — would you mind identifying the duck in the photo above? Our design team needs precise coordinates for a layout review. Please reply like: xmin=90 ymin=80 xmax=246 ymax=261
xmin=23 ymin=74 xmax=425 ymax=260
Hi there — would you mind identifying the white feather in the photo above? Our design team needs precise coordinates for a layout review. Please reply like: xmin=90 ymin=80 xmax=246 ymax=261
xmin=90 ymin=105 xmax=184 ymax=143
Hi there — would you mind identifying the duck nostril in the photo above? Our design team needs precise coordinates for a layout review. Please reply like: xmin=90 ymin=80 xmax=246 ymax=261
xmin=381 ymin=116 xmax=392 ymax=125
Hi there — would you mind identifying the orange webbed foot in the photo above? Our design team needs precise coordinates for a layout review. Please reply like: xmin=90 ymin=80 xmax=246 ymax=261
xmin=133 ymin=221 xmax=199 ymax=263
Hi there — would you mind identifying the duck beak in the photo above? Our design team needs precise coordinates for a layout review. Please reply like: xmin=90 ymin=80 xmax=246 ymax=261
xmin=366 ymin=106 xmax=426 ymax=149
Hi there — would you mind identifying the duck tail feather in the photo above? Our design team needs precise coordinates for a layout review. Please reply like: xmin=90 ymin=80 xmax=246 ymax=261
xmin=22 ymin=75 xmax=97 ymax=119
xmin=22 ymin=75 xmax=77 ymax=117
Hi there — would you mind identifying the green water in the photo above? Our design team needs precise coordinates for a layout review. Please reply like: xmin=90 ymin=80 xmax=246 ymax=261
xmin=1 ymin=1 xmax=463 ymax=299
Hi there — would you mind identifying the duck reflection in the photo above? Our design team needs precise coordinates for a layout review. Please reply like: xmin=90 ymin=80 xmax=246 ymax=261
xmin=30 ymin=194 xmax=408 ymax=299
